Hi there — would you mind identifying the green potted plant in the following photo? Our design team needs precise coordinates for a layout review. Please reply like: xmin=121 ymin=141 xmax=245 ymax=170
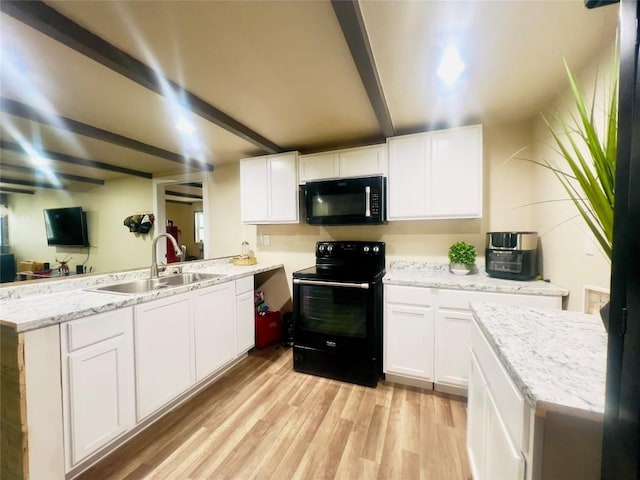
xmin=540 ymin=53 xmax=618 ymax=261
xmin=448 ymin=241 xmax=477 ymax=275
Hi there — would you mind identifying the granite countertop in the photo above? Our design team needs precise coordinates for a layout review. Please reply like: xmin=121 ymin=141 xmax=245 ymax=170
xmin=470 ymin=302 xmax=607 ymax=420
xmin=383 ymin=260 xmax=568 ymax=297
xmin=0 ymin=258 xmax=283 ymax=333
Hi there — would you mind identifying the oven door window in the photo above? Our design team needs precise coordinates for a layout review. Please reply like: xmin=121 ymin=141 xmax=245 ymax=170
xmin=298 ymin=284 xmax=368 ymax=338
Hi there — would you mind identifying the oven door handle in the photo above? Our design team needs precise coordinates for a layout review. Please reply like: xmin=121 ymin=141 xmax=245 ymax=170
xmin=293 ymin=279 xmax=370 ymax=289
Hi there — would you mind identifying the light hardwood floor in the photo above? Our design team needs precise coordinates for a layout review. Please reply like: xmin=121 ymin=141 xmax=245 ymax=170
xmin=77 ymin=345 xmax=471 ymax=480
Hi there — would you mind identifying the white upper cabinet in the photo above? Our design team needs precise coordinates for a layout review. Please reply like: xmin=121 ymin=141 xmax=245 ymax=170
xmin=298 ymin=152 xmax=340 ymax=182
xmin=298 ymin=144 xmax=387 ymax=183
xmin=240 ymin=151 xmax=299 ymax=224
xmin=387 ymin=124 xmax=483 ymax=220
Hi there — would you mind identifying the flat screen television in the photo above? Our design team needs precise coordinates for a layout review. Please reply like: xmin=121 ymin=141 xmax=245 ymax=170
xmin=43 ymin=207 xmax=89 ymax=247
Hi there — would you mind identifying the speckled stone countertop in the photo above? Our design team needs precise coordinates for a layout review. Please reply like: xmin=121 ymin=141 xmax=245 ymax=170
xmin=0 ymin=258 xmax=283 ymax=333
xmin=470 ymin=302 xmax=607 ymax=420
xmin=383 ymin=260 xmax=568 ymax=297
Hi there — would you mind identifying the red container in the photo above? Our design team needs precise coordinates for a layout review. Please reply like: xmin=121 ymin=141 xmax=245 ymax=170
xmin=255 ymin=310 xmax=282 ymax=348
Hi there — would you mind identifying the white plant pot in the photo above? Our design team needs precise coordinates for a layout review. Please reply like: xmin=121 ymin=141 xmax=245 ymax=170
xmin=450 ymin=263 xmax=474 ymax=275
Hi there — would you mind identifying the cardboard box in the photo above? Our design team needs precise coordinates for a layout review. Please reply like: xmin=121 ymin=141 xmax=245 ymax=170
xmin=17 ymin=261 xmax=45 ymax=280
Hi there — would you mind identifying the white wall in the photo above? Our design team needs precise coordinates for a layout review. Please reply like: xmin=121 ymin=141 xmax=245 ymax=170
xmin=7 ymin=176 xmax=154 ymax=274
xmin=207 ymin=162 xmax=255 ymax=259
xmin=529 ymin=46 xmax=615 ymax=311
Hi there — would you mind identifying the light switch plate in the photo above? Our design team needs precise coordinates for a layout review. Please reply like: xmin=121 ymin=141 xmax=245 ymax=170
xmin=584 ymin=232 xmax=594 ymax=256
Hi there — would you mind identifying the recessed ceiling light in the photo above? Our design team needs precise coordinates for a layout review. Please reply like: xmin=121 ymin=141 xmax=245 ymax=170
xmin=175 ymin=115 xmax=195 ymax=134
xmin=437 ymin=45 xmax=465 ymax=85
xmin=30 ymin=154 xmax=48 ymax=167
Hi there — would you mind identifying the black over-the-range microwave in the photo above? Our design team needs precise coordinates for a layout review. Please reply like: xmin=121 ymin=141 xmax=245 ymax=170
xmin=303 ymin=176 xmax=387 ymax=226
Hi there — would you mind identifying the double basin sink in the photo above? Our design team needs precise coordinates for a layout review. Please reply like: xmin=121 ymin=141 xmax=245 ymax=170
xmin=94 ymin=272 xmax=224 ymax=295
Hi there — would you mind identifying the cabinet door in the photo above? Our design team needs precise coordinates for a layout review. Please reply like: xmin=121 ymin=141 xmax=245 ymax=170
xmin=268 ymin=153 xmax=299 ymax=223
xmin=384 ymin=303 xmax=434 ymax=380
xmin=134 ymin=295 xmax=194 ymax=421
xmin=65 ymin=332 xmax=134 ymax=465
xmin=430 ymin=125 xmax=482 ymax=217
xmin=484 ymin=387 xmax=526 ymax=479
xmin=236 ymin=290 xmax=255 ymax=354
xmin=435 ymin=309 xmax=472 ymax=388
xmin=339 ymin=145 xmax=386 ymax=178
xmin=387 ymin=134 xmax=430 ymax=220
xmin=240 ymin=156 xmax=269 ymax=223
xmin=298 ymin=152 xmax=339 ymax=183
xmin=193 ymin=282 xmax=237 ymax=381
xmin=467 ymin=350 xmax=488 ymax=480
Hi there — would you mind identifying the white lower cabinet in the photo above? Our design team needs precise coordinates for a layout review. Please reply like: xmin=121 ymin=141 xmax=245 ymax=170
xmin=384 ymin=285 xmax=435 ymax=381
xmin=435 ymin=309 xmax=473 ymax=387
xmin=466 ymin=351 xmax=488 ymax=477
xmin=484 ymin=388 xmax=526 ymax=479
xmin=60 ymin=275 xmax=258 ymax=474
xmin=193 ymin=282 xmax=237 ymax=381
xmin=468 ymin=325 xmax=527 ymax=480
xmin=134 ymin=295 xmax=195 ymax=421
xmin=235 ymin=276 xmax=255 ymax=354
xmin=384 ymin=284 xmax=562 ymax=391
xmin=61 ymin=308 xmax=135 ymax=468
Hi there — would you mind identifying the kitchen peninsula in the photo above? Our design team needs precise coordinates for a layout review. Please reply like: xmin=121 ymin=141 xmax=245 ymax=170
xmin=0 ymin=258 xmax=284 ymax=479
xmin=468 ymin=302 xmax=606 ymax=479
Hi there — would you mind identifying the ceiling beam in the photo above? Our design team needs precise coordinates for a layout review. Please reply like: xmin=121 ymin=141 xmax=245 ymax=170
xmin=331 ymin=0 xmax=395 ymax=138
xmin=0 ymin=177 xmax=66 ymax=190
xmin=0 ymin=163 xmax=105 ymax=185
xmin=0 ymin=0 xmax=282 ymax=155
xmin=167 ymin=199 xmax=193 ymax=205
xmin=1 ymin=98 xmax=213 ymax=172
xmin=0 ymin=139 xmax=152 ymax=179
xmin=0 ymin=186 xmax=34 ymax=195
xmin=165 ymin=190 xmax=203 ymax=200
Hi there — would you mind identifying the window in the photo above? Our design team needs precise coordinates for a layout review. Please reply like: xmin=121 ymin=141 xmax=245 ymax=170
xmin=0 ymin=194 xmax=9 ymax=252
xmin=194 ymin=211 xmax=205 ymax=243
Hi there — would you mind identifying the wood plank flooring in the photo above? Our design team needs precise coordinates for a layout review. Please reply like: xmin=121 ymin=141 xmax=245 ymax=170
xmin=77 ymin=346 xmax=471 ymax=480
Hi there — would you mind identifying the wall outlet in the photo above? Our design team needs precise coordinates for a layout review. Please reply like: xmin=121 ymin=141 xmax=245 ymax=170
xmin=584 ymin=286 xmax=610 ymax=315
xmin=263 ymin=235 xmax=270 ymax=247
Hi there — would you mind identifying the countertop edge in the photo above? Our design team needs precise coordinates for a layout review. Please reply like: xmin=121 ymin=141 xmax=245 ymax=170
xmin=383 ymin=275 xmax=568 ymax=297
xmin=2 ymin=263 xmax=284 ymax=333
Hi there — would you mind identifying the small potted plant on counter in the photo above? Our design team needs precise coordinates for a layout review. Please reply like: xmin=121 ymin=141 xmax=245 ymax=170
xmin=448 ymin=241 xmax=477 ymax=275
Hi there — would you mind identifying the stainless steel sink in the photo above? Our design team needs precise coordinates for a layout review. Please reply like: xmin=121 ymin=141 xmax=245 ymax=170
xmin=93 ymin=272 xmax=225 ymax=295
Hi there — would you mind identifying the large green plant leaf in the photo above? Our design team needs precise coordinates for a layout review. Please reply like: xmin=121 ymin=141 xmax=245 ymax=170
xmin=540 ymin=52 xmax=618 ymax=261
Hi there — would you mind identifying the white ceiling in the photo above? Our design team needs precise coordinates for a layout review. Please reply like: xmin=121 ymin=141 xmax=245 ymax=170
xmin=0 ymin=0 xmax=618 ymax=194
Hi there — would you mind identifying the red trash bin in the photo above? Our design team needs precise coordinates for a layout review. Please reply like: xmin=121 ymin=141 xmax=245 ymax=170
xmin=255 ymin=310 xmax=282 ymax=348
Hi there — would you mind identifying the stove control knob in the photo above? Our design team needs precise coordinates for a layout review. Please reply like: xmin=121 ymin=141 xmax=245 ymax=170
xmin=363 ymin=246 xmax=370 ymax=253
xmin=327 ymin=245 xmax=333 ymax=253
xmin=373 ymin=246 xmax=380 ymax=253
xmin=318 ymin=244 xmax=326 ymax=253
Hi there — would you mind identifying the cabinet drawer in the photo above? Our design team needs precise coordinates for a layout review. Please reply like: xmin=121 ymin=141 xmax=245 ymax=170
xmin=470 ymin=320 xmax=530 ymax=452
xmin=385 ymin=284 xmax=434 ymax=306
xmin=438 ymin=288 xmax=561 ymax=310
xmin=480 ymin=291 xmax=561 ymax=309
xmin=66 ymin=308 xmax=133 ymax=352
xmin=438 ymin=289 xmax=486 ymax=310
xmin=236 ymin=276 xmax=254 ymax=295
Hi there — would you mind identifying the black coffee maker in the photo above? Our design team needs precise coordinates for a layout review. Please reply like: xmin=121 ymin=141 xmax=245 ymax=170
xmin=485 ymin=232 xmax=539 ymax=281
